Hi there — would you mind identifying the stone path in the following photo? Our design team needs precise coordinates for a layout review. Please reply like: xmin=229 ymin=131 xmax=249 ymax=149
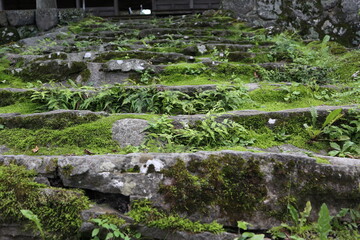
xmin=0 ymin=12 xmax=359 ymax=239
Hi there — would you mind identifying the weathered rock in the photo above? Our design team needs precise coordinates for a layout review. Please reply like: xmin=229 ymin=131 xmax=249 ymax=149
xmin=58 ymin=8 xmax=85 ymax=25
xmin=6 ymin=10 xmax=35 ymax=27
xmin=16 ymin=60 xmax=87 ymax=82
xmin=1 ymin=151 xmax=359 ymax=230
xmin=0 ymin=223 xmax=38 ymax=240
xmin=0 ymin=27 xmax=20 ymax=44
xmin=0 ymin=11 xmax=8 ymax=27
xmin=112 ymin=119 xmax=149 ymax=147
xmin=36 ymin=8 xmax=59 ymax=31
xmin=94 ymin=51 xmax=193 ymax=64
xmin=172 ymin=105 xmax=358 ymax=127
xmin=0 ymin=145 xmax=9 ymax=154
xmin=221 ymin=0 xmax=360 ymax=46
xmin=102 ymin=59 xmax=152 ymax=72
xmin=0 ymin=110 xmax=107 ymax=129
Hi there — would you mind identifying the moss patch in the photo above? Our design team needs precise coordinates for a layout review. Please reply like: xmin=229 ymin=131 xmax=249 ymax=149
xmin=0 ymin=114 xmax=156 ymax=155
xmin=159 ymin=154 xmax=267 ymax=220
xmin=0 ymin=164 xmax=89 ymax=239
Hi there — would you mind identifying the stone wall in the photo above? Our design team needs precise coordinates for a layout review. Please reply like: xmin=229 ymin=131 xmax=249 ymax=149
xmin=221 ymin=0 xmax=360 ymax=46
xmin=0 ymin=8 xmax=84 ymax=44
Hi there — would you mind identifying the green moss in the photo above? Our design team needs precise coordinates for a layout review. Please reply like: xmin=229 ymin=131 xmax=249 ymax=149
xmin=0 ymin=164 xmax=90 ymax=239
xmin=159 ymin=154 xmax=267 ymax=219
xmin=97 ymin=214 xmax=126 ymax=227
xmin=0 ymin=111 xmax=101 ymax=130
xmin=127 ymin=200 xmax=224 ymax=233
xmin=0 ymin=114 xmax=156 ymax=155
xmin=61 ymin=164 xmax=74 ymax=177
xmin=0 ymin=91 xmax=30 ymax=107
xmin=18 ymin=61 xmax=87 ymax=83
xmin=314 ymin=156 xmax=330 ymax=164
xmin=0 ymin=102 xmax=40 ymax=114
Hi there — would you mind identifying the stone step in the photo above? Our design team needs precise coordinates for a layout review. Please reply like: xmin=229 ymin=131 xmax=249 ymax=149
xmin=171 ymin=105 xmax=357 ymax=127
xmin=1 ymin=150 xmax=359 ymax=230
xmin=0 ymin=110 xmax=107 ymax=129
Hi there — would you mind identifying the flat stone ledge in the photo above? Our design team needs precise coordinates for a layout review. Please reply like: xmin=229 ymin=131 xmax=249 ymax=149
xmin=171 ymin=105 xmax=359 ymax=125
xmin=0 ymin=110 xmax=108 ymax=129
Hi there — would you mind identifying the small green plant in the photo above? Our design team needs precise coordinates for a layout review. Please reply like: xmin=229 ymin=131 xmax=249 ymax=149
xmin=145 ymin=114 xmax=254 ymax=151
xmin=212 ymin=47 xmax=230 ymax=62
xmin=234 ymin=221 xmax=265 ymax=240
xmin=280 ymin=83 xmax=302 ymax=102
xmin=317 ymin=204 xmax=332 ymax=240
xmin=91 ymin=218 xmax=140 ymax=240
xmin=304 ymin=108 xmax=343 ymax=140
xmin=20 ymin=210 xmax=45 ymax=240
xmin=269 ymin=202 xmax=333 ymax=240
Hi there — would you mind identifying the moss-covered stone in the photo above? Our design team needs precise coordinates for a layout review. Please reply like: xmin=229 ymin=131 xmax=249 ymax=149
xmin=0 ymin=90 xmax=29 ymax=107
xmin=159 ymin=154 xmax=267 ymax=220
xmin=0 ymin=111 xmax=101 ymax=130
xmin=18 ymin=60 xmax=87 ymax=82
xmin=0 ymin=164 xmax=90 ymax=239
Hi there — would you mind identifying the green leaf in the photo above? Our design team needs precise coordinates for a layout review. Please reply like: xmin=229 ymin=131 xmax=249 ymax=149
xmin=91 ymin=228 xmax=99 ymax=237
xmin=237 ymin=221 xmax=249 ymax=230
xmin=105 ymin=232 xmax=114 ymax=240
xmin=288 ymin=204 xmax=299 ymax=225
xmin=322 ymin=109 xmax=343 ymax=128
xmin=342 ymin=141 xmax=354 ymax=151
xmin=242 ymin=232 xmax=255 ymax=238
xmin=318 ymin=203 xmax=332 ymax=240
xmin=330 ymin=142 xmax=341 ymax=151
xmin=249 ymin=234 xmax=265 ymax=240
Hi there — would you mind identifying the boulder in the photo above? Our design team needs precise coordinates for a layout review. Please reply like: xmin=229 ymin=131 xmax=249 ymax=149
xmin=6 ymin=10 xmax=35 ymax=27
xmin=112 ymin=118 xmax=148 ymax=148
xmin=36 ymin=8 xmax=59 ymax=31
xmin=0 ymin=27 xmax=20 ymax=45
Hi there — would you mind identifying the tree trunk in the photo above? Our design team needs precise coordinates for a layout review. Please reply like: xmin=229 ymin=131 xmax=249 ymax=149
xmin=36 ymin=0 xmax=57 ymax=9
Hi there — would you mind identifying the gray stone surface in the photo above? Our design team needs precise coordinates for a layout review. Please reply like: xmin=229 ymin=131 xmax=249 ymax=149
xmin=0 ymin=11 xmax=7 ymax=27
xmin=112 ymin=118 xmax=149 ymax=147
xmin=102 ymin=59 xmax=151 ymax=72
xmin=0 ymin=223 xmax=37 ymax=240
xmin=6 ymin=10 xmax=35 ymax=27
xmin=0 ymin=145 xmax=9 ymax=154
xmin=171 ymin=105 xmax=358 ymax=126
xmin=36 ymin=8 xmax=59 ymax=31
xmin=58 ymin=8 xmax=85 ymax=25
xmin=1 ymin=151 xmax=359 ymax=229
xmin=221 ymin=0 xmax=360 ymax=46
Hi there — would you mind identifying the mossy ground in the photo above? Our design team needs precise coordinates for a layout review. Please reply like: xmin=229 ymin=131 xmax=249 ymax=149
xmin=0 ymin=114 xmax=156 ymax=155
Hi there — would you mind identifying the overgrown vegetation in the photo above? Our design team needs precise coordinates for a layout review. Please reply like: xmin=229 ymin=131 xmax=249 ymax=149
xmin=30 ymin=85 xmax=251 ymax=114
xmin=0 ymin=164 xmax=89 ymax=239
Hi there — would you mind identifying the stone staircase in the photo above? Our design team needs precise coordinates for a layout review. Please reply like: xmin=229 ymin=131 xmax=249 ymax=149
xmin=0 ymin=11 xmax=359 ymax=240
